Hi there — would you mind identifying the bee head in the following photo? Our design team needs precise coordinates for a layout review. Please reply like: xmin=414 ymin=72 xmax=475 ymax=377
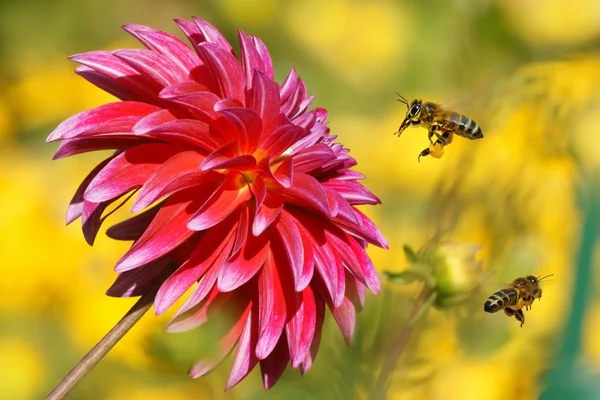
xmin=395 ymin=94 xmax=423 ymax=136
xmin=528 ymin=274 xmax=553 ymax=298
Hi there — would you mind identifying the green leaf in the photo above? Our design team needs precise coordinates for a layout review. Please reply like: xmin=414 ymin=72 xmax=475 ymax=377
xmin=403 ymin=244 xmax=418 ymax=263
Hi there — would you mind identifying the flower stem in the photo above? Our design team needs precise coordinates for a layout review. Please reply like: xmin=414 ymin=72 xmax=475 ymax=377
xmin=46 ymin=286 xmax=159 ymax=400
xmin=370 ymin=284 xmax=437 ymax=400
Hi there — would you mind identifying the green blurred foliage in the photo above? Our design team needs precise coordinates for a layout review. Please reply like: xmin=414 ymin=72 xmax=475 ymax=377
xmin=1 ymin=0 xmax=600 ymax=399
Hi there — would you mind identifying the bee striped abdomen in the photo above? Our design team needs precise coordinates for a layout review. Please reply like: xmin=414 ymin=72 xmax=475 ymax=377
xmin=443 ymin=111 xmax=483 ymax=140
xmin=484 ymin=288 xmax=518 ymax=313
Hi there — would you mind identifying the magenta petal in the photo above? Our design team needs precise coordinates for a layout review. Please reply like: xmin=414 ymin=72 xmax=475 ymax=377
xmin=196 ymin=42 xmax=245 ymax=102
xmin=155 ymin=220 xmax=236 ymax=315
xmin=250 ymin=176 xmax=266 ymax=213
xmin=336 ymin=208 xmax=389 ymax=249
xmin=225 ymin=302 xmax=259 ymax=390
xmin=260 ymin=334 xmax=289 ymax=391
xmin=256 ymin=253 xmax=286 ymax=360
xmin=232 ymin=204 xmax=249 ymax=258
xmin=273 ymin=157 xmax=294 ymax=189
xmin=132 ymin=151 xmax=205 ymax=212
xmin=330 ymin=296 xmax=356 ymax=345
xmin=281 ymin=173 xmax=330 ymax=217
xmin=323 ymin=180 xmax=381 ymax=206
xmin=167 ymin=285 xmax=225 ymax=333
xmin=192 ymin=17 xmax=235 ymax=54
xmin=293 ymin=143 xmax=337 ymax=174
xmin=346 ymin=234 xmax=382 ymax=295
xmin=160 ymin=90 xmax=219 ymax=122
xmin=273 ymin=210 xmax=304 ymax=290
xmin=66 ymin=157 xmax=113 ymax=224
xmin=299 ymin=295 xmax=325 ymax=375
xmin=52 ymin=136 xmax=154 ymax=159
xmin=106 ymin=257 xmax=170 ymax=297
xmin=131 ymin=109 xmax=179 ymax=133
xmin=218 ymin=232 xmax=270 ymax=292
xmin=114 ymin=49 xmax=187 ymax=86
xmin=114 ymin=189 xmax=202 ymax=271
xmin=187 ymin=177 xmax=251 ymax=231
xmin=252 ymin=195 xmax=284 ymax=237
xmin=258 ymin=115 xmax=305 ymax=159
xmin=286 ymin=285 xmax=317 ymax=368
xmin=106 ymin=201 xmax=162 ymax=241
xmin=215 ymin=108 xmax=262 ymax=154
xmin=84 ymin=143 xmax=185 ymax=203
xmin=122 ymin=24 xmax=202 ymax=74
xmin=247 ymin=70 xmax=280 ymax=133
xmin=47 ymin=102 xmax=159 ymax=142
xmin=189 ymin=301 xmax=249 ymax=378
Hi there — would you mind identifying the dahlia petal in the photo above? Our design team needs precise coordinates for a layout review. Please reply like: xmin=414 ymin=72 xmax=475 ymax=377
xmin=232 ymin=204 xmax=250 ymax=258
xmin=326 ymin=169 xmax=365 ymax=181
xmin=226 ymin=303 xmax=259 ymax=391
xmin=249 ymin=176 xmax=266 ymax=213
xmin=247 ymin=70 xmax=280 ymax=133
xmin=201 ymin=143 xmax=256 ymax=172
xmin=53 ymin=136 xmax=154 ymax=159
xmin=214 ymin=98 xmax=244 ymax=111
xmin=329 ymin=296 xmax=356 ymax=345
xmin=294 ymin=223 xmax=315 ymax=291
xmin=345 ymin=271 xmax=367 ymax=311
xmin=47 ymin=102 xmax=159 ymax=142
xmin=252 ymin=195 xmax=284 ymax=237
xmin=122 ymin=24 xmax=202 ymax=74
xmin=251 ymin=36 xmax=274 ymax=80
xmin=148 ymin=120 xmax=221 ymax=151
xmin=189 ymin=301 xmax=249 ymax=378
xmin=106 ymin=201 xmax=162 ymax=241
xmin=106 ymin=257 xmax=170 ymax=297
xmin=187 ymin=177 xmax=251 ymax=231
xmin=313 ymin=245 xmax=339 ymax=307
xmin=336 ymin=208 xmax=389 ymax=249
xmin=260 ymin=334 xmax=289 ymax=391
xmin=167 ymin=285 xmax=225 ymax=333
xmin=279 ymin=68 xmax=298 ymax=106
xmin=239 ymin=30 xmax=264 ymax=87
xmin=74 ymin=66 xmax=146 ymax=103
xmin=273 ymin=210 xmax=304 ymax=290
xmin=332 ymin=246 xmax=347 ymax=307
xmin=286 ymin=285 xmax=317 ymax=369
xmin=256 ymin=253 xmax=286 ymax=360
xmin=71 ymin=52 xmax=163 ymax=102
xmin=281 ymin=173 xmax=330 ymax=216
xmin=215 ymin=108 xmax=262 ymax=154
xmin=192 ymin=17 xmax=235 ymax=54
xmin=323 ymin=180 xmax=381 ymax=205
xmin=82 ymin=190 xmax=136 ymax=245
xmin=132 ymin=109 xmax=179 ymax=133
xmin=299 ymin=295 xmax=325 ymax=375
xmin=170 ymin=253 xmax=226 ymax=321
xmin=159 ymin=89 xmax=219 ymax=122
xmin=155 ymin=219 xmax=237 ymax=315
xmin=196 ymin=43 xmax=245 ymax=102
xmin=84 ymin=143 xmax=185 ymax=203
xmin=114 ymin=49 xmax=187 ymax=86
xmin=67 ymin=157 xmax=112 ymax=224
xmin=218 ymin=232 xmax=270 ymax=292
xmin=346 ymin=234 xmax=382 ymax=295
xmin=258 ymin=115 xmax=305 ymax=159
xmin=323 ymin=187 xmax=360 ymax=225
xmin=115 ymin=189 xmax=203 ymax=271
xmin=293 ymin=144 xmax=337 ymax=174
xmin=273 ymin=157 xmax=294 ymax=188
xmin=132 ymin=151 xmax=207 ymax=212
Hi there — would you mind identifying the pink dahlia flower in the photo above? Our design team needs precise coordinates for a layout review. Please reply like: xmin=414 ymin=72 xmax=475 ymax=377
xmin=47 ymin=17 xmax=387 ymax=390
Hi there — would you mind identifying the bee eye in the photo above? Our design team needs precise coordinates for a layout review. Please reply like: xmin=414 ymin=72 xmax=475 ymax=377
xmin=410 ymin=104 xmax=421 ymax=116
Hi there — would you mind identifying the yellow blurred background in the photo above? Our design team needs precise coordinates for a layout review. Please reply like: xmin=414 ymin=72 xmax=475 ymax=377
xmin=1 ymin=0 xmax=600 ymax=399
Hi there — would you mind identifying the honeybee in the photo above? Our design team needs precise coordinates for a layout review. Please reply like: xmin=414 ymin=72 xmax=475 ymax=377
xmin=484 ymin=274 xmax=553 ymax=327
xmin=394 ymin=94 xmax=484 ymax=161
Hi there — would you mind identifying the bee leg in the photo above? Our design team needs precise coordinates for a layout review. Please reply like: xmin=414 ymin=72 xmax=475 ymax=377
xmin=515 ymin=309 xmax=525 ymax=327
xmin=418 ymin=148 xmax=430 ymax=162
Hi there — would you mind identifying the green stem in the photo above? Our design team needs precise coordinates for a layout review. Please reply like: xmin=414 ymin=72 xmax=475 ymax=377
xmin=45 ymin=286 xmax=158 ymax=400
xmin=370 ymin=285 xmax=437 ymax=400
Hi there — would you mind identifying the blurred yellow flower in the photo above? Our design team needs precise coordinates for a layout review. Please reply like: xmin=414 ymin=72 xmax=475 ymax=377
xmin=0 ymin=338 xmax=45 ymax=400
xmin=501 ymin=0 xmax=600 ymax=46
xmin=284 ymin=0 xmax=410 ymax=88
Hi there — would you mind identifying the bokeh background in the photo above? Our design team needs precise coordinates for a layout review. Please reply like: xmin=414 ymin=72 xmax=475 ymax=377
xmin=1 ymin=0 xmax=600 ymax=399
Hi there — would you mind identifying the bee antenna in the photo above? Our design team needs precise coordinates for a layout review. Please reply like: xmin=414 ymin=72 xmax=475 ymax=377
xmin=537 ymin=274 xmax=554 ymax=281
xmin=396 ymin=92 xmax=409 ymax=108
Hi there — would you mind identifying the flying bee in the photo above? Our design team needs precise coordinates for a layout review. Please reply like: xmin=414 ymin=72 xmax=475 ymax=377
xmin=484 ymin=274 xmax=553 ymax=327
xmin=394 ymin=94 xmax=484 ymax=161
